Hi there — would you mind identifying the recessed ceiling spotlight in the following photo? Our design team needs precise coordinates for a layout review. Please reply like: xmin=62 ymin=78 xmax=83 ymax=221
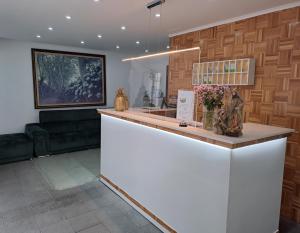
xmin=145 ymin=49 xmax=149 ymax=53
xmin=81 ymin=41 xmax=85 ymax=44
xmin=65 ymin=15 xmax=71 ymax=20
xmin=97 ymin=34 xmax=102 ymax=38
xmin=116 ymin=45 xmax=120 ymax=49
xmin=121 ymin=26 xmax=126 ymax=30
xmin=36 ymin=34 xmax=41 ymax=38
xmin=136 ymin=41 xmax=140 ymax=45
xmin=48 ymin=27 xmax=53 ymax=31
xmin=94 ymin=0 xmax=100 ymax=2
xmin=166 ymin=45 xmax=170 ymax=49
xmin=155 ymin=13 xmax=161 ymax=18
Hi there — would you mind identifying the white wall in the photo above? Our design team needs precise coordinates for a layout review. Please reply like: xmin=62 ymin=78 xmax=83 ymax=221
xmin=128 ymin=56 xmax=168 ymax=107
xmin=0 ymin=38 xmax=130 ymax=134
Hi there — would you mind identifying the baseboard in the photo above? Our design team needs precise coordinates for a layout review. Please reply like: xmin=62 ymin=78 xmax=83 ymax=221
xmin=100 ymin=175 xmax=280 ymax=233
xmin=100 ymin=175 xmax=176 ymax=233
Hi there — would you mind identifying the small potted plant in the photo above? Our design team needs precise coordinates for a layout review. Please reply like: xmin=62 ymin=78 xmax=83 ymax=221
xmin=194 ymin=85 xmax=225 ymax=130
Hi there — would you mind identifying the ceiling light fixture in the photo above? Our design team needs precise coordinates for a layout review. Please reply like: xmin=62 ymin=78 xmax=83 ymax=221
xmin=81 ymin=41 xmax=85 ymax=44
xmin=123 ymin=0 xmax=199 ymax=62
xmin=97 ymin=34 xmax=102 ymax=38
xmin=48 ymin=27 xmax=53 ymax=31
xmin=136 ymin=41 xmax=140 ymax=45
xmin=146 ymin=0 xmax=165 ymax=9
xmin=121 ymin=26 xmax=126 ymax=30
xmin=36 ymin=34 xmax=41 ymax=38
xmin=122 ymin=47 xmax=200 ymax=62
xmin=145 ymin=49 xmax=149 ymax=53
xmin=116 ymin=45 xmax=120 ymax=49
xmin=94 ymin=0 xmax=100 ymax=2
xmin=65 ymin=15 xmax=71 ymax=20
xmin=166 ymin=45 xmax=170 ymax=49
xmin=155 ymin=13 xmax=161 ymax=18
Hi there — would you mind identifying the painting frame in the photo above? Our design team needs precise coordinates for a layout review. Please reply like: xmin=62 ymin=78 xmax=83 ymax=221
xmin=31 ymin=48 xmax=107 ymax=109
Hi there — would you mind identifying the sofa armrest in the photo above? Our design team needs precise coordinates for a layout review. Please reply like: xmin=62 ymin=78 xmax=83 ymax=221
xmin=25 ymin=124 xmax=49 ymax=157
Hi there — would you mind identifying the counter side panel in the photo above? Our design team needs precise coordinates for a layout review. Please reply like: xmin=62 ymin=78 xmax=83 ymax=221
xmin=101 ymin=114 xmax=231 ymax=233
xmin=227 ymin=138 xmax=287 ymax=233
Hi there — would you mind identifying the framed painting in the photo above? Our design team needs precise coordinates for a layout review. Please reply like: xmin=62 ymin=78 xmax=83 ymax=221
xmin=31 ymin=49 xmax=106 ymax=109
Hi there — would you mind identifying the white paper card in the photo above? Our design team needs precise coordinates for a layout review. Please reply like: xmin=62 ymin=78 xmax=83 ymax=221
xmin=176 ymin=90 xmax=195 ymax=122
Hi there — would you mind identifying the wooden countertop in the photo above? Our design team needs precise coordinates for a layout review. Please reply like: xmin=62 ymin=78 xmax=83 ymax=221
xmin=97 ymin=108 xmax=294 ymax=149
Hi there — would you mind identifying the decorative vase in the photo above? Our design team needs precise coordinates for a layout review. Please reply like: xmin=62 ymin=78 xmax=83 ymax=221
xmin=114 ymin=88 xmax=126 ymax=112
xmin=202 ymin=106 xmax=214 ymax=130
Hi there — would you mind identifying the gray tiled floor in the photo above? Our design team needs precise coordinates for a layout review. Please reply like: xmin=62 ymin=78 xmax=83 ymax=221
xmin=0 ymin=149 xmax=162 ymax=233
xmin=1 ymin=149 xmax=300 ymax=233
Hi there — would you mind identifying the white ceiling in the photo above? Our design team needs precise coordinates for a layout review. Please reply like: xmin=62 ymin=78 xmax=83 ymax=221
xmin=0 ymin=0 xmax=299 ymax=54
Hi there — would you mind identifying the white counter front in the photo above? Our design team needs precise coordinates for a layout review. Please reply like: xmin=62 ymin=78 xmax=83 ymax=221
xmin=99 ymin=109 xmax=294 ymax=233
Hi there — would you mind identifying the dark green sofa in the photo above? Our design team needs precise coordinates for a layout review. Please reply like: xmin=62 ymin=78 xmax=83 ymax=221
xmin=0 ymin=133 xmax=33 ymax=164
xmin=25 ymin=109 xmax=100 ymax=157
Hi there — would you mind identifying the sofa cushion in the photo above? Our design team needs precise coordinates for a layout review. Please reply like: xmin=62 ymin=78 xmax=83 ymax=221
xmin=0 ymin=134 xmax=33 ymax=161
xmin=41 ymin=122 xmax=77 ymax=134
xmin=49 ymin=132 xmax=86 ymax=152
xmin=0 ymin=133 xmax=31 ymax=147
xmin=79 ymin=129 xmax=100 ymax=146
xmin=76 ymin=120 xmax=100 ymax=131
xmin=40 ymin=109 xmax=100 ymax=123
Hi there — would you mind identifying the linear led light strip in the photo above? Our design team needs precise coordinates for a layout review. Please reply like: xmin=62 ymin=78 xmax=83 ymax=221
xmin=122 ymin=47 xmax=200 ymax=62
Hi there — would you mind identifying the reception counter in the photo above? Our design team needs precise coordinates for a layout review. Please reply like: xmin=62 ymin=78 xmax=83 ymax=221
xmin=98 ymin=109 xmax=294 ymax=233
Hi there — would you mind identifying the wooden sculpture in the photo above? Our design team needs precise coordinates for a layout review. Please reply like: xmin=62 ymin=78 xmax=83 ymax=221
xmin=213 ymin=88 xmax=244 ymax=137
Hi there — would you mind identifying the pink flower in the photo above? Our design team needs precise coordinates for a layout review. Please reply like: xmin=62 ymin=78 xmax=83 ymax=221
xmin=194 ymin=85 xmax=227 ymax=111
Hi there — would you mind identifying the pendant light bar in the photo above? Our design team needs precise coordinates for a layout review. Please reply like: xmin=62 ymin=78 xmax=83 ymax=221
xmin=122 ymin=47 xmax=200 ymax=62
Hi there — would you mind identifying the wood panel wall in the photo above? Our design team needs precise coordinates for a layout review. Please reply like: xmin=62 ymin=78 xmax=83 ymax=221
xmin=168 ymin=7 xmax=300 ymax=222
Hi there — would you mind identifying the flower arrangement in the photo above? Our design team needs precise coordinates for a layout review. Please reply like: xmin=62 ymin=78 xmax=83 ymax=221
xmin=193 ymin=85 xmax=225 ymax=111
xmin=194 ymin=85 xmax=227 ymax=130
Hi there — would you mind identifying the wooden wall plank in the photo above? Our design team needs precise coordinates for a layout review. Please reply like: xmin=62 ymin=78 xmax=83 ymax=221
xmin=168 ymin=7 xmax=300 ymax=223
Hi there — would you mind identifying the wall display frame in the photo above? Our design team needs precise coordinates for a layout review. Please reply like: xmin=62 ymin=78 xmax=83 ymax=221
xmin=192 ymin=58 xmax=255 ymax=86
xmin=32 ymin=49 xmax=106 ymax=109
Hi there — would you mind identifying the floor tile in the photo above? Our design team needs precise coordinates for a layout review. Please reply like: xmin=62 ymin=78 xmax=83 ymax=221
xmin=59 ymin=200 xmax=96 ymax=219
xmin=0 ymin=180 xmax=22 ymax=196
xmin=0 ymin=188 xmax=23 ymax=206
xmin=78 ymin=223 xmax=110 ymax=233
xmin=0 ymin=206 xmax=33 ymax=226
xmin=1 ymin=216 xmax=39 ymax=233
xmin=34 ymin=208 xmax=64 ymax=229
xmin=68 ymin=210 xmax=102 ymax=232
xmin=40 ymin=220 xmax=74 ymax=233
xmin=103 ymin=203 xmax=127 ymax=219
xmin=127 ymin=208 xmax=150 ymax=227
xmin=30 ymin=198 xmax=58 ymax=215
xmin=23 ymin=190 xmax=53 ymax=206
xmin=0 ymin=195 xmax=28 ymax=213
xmin=83 ymin=186 xmax=108 ymax=200
xmin=101 ymin=215 xmax=140 ymax=233
xmin=112 ymin=198 xmax=134 ymax=214
xmin=139 ymin=223 xmax=163 ymax=233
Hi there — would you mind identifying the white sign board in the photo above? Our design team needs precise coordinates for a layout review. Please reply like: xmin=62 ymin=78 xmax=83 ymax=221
xmin=176 ymin=90 xmax=195 ymax=122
